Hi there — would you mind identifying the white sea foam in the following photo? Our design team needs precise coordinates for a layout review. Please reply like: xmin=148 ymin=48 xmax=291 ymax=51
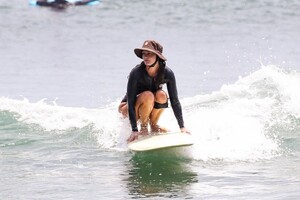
xmin=1 ymin=65 xmax=299 ymax=161
xmin=161 ymin=65 xmax=300 ymax=161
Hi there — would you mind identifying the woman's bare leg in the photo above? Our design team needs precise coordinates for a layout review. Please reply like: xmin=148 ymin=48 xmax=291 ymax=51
xmin=135 ymin=91 xmax=155 ymax=134
xmin=118 ymin=90 xmax=168 ymax=133
xmin=118 ymin=102 xmax=128 ymax=118
xmin=150 ymin=90 xmax=169 ymax=133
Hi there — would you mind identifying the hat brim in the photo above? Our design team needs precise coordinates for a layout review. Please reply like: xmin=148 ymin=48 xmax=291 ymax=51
xmin=134 ymin=48 xmax=167 ymax=61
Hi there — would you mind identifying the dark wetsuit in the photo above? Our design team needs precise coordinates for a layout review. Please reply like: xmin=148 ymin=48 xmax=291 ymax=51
xmin=36 ymin=0 xmax=69 ymax=7
xmin=121 ymin=64 xmax=184 ymax=132
xmin=36 ymin=0 xmax=96 ymax=7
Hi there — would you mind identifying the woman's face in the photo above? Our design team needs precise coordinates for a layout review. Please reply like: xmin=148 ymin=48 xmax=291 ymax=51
xmin=142 ymin=51 xmax=157 ymax=66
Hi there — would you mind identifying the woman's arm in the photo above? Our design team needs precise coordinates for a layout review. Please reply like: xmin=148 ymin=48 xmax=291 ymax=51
xmin=166 ymin=67 xmax=185 ymax=129
xmin=127 ymin=70 xmax=139 ymax=132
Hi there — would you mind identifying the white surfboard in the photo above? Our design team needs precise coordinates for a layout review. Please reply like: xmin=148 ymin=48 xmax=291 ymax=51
xmin=128 ymin=132 xmax=194 ymax=152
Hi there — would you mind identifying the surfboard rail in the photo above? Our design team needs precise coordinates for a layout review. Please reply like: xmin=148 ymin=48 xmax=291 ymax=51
xmin=128 ymin=132 xmax=194 ymax=152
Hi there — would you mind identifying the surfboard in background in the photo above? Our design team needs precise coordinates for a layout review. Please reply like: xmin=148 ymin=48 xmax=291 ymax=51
xmin=128 ymin=132 xmax=194 ymax=152
xmin=29 ymin=0 xmax=100 ymax=6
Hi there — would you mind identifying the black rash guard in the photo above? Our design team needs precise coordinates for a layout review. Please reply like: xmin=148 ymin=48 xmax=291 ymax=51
xmin=121 ymin=64 xmax=184 ymax=132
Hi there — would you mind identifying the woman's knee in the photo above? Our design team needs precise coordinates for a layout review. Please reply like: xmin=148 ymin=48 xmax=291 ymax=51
xmin=118 ymin=102 xmax=128 ymax=117
xmin=139 ymin=91 xmax=155 ymax=103
xmin=154 ymin=90 xmax=168 ymax=103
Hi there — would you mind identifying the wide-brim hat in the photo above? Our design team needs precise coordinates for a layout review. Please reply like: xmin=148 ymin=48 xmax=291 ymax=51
xmin=134 ymin=40 xmax=167 ymax=61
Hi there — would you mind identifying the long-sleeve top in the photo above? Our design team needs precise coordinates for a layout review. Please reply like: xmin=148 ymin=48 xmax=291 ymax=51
xmin=121 ymin=64 xmax=184 ymax=131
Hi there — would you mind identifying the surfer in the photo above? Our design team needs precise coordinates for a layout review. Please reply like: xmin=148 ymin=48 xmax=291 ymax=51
xmin=119 ymin=40 xmax=190 ymax=142
xmin=36 ymin=0 xmax=98 ymax=8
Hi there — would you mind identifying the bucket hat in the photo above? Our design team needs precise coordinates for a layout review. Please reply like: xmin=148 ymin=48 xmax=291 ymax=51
xmin=134 ymin=40 xmax=167 ymax=61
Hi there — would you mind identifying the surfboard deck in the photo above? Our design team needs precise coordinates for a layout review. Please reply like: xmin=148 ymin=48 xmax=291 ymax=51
xmin=128 ymin=132 xmax=194 ymax=152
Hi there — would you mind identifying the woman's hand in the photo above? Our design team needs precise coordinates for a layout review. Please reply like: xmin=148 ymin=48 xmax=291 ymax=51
xmin=127 ymin=131 xmax=139 ymax=143
xmin=180 ymin=127 xmax=190 ymax=134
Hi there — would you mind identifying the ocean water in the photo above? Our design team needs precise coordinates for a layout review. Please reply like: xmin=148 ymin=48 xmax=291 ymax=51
xmin=1 ymin=0 xmax=300 ymax=199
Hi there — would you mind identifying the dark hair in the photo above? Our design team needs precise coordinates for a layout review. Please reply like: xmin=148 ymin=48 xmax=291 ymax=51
xmin=140 ymin=57 xmax=166 ymax=89
xmin=155 ymin=58 xmax=166 ymax=89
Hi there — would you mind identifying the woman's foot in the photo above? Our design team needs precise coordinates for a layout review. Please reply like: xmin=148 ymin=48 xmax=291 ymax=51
xmin=151 ymin=124 xmax=169 ymax=133
xmin=140 ymin=126 xmax=149 ymax=136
